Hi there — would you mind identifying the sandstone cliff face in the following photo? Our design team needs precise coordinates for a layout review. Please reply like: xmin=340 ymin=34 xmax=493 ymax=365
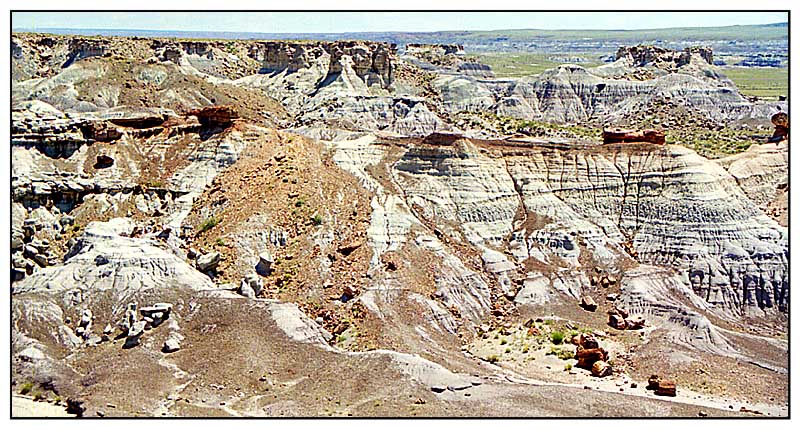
xmin=249 ymin=41 xmax=395 ymax=88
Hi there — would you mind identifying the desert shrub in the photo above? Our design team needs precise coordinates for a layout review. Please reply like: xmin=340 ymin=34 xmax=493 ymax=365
xmin=547 ymin=346 xmax=575 ymax=360
xmin=19 ymin=382 xmax=33 ymax=395
xmin=551 ymin=331 xmax=565 ymax=344
xmin=197 ymin=216 xmax=219 ymax=233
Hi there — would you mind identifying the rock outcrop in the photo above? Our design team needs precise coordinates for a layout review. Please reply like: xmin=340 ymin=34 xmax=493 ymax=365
xmin=615 ymin=45 xmax=713 ymax=69
xmin=188 ymin=105 xmax=239 ymax=128
xmin=249 ymin=40 xmax=395 ymax=88
xmin=602 ymin=128 xmax=665 ymax=144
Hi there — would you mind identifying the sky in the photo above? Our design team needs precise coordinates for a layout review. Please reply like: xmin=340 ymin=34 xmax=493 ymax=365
xmin=11 ymin=11 xmax=789 ymax=34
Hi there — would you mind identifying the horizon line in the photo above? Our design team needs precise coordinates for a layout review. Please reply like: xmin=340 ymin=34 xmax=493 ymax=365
xmin=11 ymin=21 xmax=789 ymax=36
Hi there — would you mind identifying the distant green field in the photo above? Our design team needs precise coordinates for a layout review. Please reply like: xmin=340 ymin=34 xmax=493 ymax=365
xmin=474 ymin=52 xmax=601 ymax=78
xmin=467 ymin=23 xmax=788 ymax=43
xmin=721 ymin=66 xmax=788 ymax=100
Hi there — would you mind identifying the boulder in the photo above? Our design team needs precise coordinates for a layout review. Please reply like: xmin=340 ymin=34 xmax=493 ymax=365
xmin=23 ymin=245 xmax=38 ymax=258
xmin=239 ymin=281 xmax=256 ymax=299
xmin=255 ymin=251 xmax=273 ymax=276
xmin=625 ymin=315 xmax=646 ymax=330
xmin=66 ymin=398 xmax=86 ymax=417
xmin=81 ymin=120 xmax=122 ymax=142
xmin=140 ymin=303 xmax=172 ymax=317
xmin=140 ymin=303 xmax=172 ymax=327
xmin=33 ymin=253 xmax=48 ymax=267
xmin=337 ymin=239 xmax=364 ymax=257
xmin=647 ymin=375 xmax=661 ymax=390
xmin=12 ymin=267 xmax=26 ymax=282
xmin=655 ymin=380 xmax=677 ymax=397
xmin=341 ymin=285 xmax=359 ymax=302
xmin=575 ymin=347 xmax=608 ymax=369
xmin=609 ymin=314 xmax=627 ymax=330
xmin=591 ymin=360 xmax=613 ymax=377
xmin=12 ymin=253 xmax=26 ymax=269
xmin=242 ymin=272 xmax=263 ymax=295
xmin=576 ymin=333 xmax=600 ymax=350
xmin=59 ymin=215 xmax=75 ymax=227
xmin=769 ymin=112 xmax=789 ymax=142
xmin=79 ymin=308 xmax=92 ymax=327
xmin=579 ymin=295 xmax=598 ymax=312
xmin=124 ymin=321 xmax=146 ymax=348
xmin=94 ymin=154 xmax=114 ymax=169
xmin=119 ymin=303 xmax=138 ymax=334
xmin=188 ymin=105 xmax=239 ymax=128
xmin=196 ymin=252 xmax=221 ymax=272
xmin=162 ymin=337 xmax=181 ymax=353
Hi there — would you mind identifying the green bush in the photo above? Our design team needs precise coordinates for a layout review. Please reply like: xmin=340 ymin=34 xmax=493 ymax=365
xmin=551 ymin=331 xmax=565 ymax=344
xmin=547 ymin=346 xmax=575 ymax=360
xmin=486 ymin=355 xmax=500 ymax=363
xmin=197 ymin=216 xmax=219 ymax=233
xmin=19 ymin=382 xmax=33 ymax=395
xmin=311 ymin=214 xmax=323 ymax=226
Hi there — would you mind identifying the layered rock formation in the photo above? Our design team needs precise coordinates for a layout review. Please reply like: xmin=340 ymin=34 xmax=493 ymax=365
xmin=10 ymin=32 xmax=789 ymax=417
xmin=249 ymin=40 xmax=395 ymax=88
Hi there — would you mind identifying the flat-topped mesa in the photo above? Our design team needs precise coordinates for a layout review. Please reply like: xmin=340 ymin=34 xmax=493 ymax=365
xmin=615 ymin=45 xmax=713 ymax=68
xmin=65 ymin=38 xmax=110 ymax=65
xmin=602 ymin=128 xmax=666 ymax=145
xmin=151 ymin=39 xmax=214 ymax=62
xmin=248 ymin=40 xmax=396 ymax=88
xmin=152 ymin=40 xmax=213 ymax=56
xmin=406 ymin=43 xmax=465 ymax=57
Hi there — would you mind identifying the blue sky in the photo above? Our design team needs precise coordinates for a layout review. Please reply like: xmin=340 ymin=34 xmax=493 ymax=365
xmin=12 ymin=11 xmax=788 ymax=33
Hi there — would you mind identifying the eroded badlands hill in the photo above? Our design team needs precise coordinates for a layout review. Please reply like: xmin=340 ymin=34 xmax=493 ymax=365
xmin=10 ymin=33 xmax=788 ymax=417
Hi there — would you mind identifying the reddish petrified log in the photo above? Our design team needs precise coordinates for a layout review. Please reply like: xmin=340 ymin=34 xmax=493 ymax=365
xmin=769 ymin=112 xmax=789 ymax=143
xmin=603 ymin=128 xmax=666 ymax=145
xmin=188 ymin=105 xmax=239 ymax=128
xmin=575 ymin=347 xmax=608 ymax=369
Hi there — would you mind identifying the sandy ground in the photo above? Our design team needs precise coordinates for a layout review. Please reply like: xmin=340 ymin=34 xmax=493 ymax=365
xmin=11 ymin=395 xmax=71 ymax=417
